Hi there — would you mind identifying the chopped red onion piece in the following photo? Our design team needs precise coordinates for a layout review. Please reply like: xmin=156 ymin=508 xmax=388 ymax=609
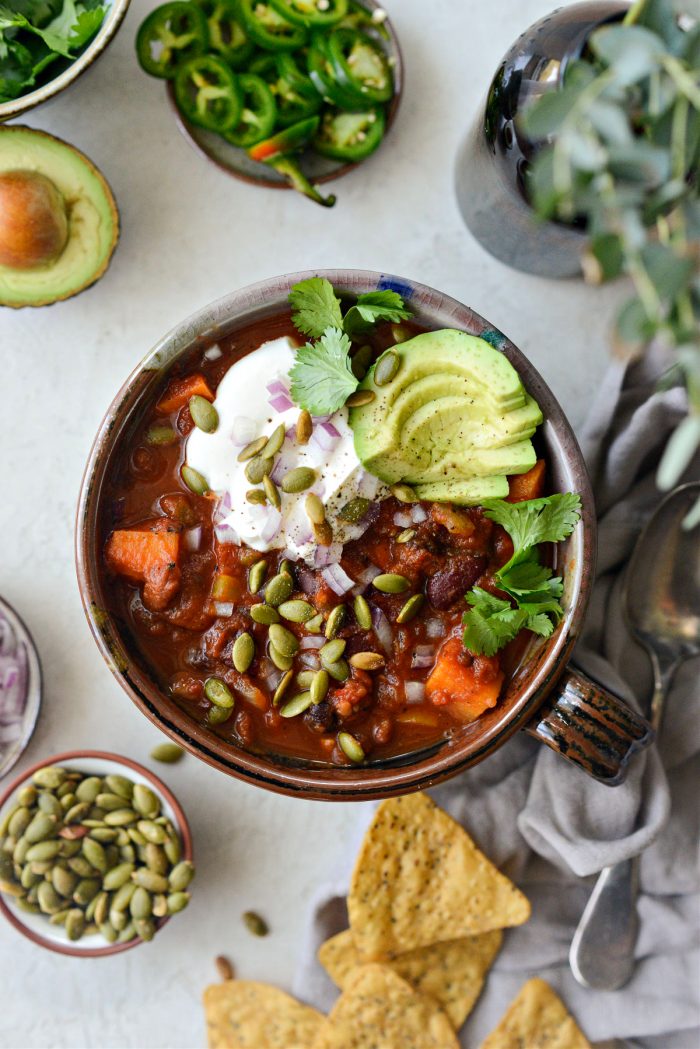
xmin=231 ymin=416 xmax=258 ymax=446
xmin=260 ymin=508 xmax=282 ymax=543
xmin=313 ymin=420 xmax=341 ymax=451
xmin=215 ymin=524 xmax=239 ymax=544
xmin=356 ymin=563 xmax=381 ymax=589
xmin=315 ymin=543 xmax=343 ymax=568
xmin=305 ymin=435 xmax=328 ymax=467
xmin=322 ymin=563 xmax=355 ymax=596
xmin=266 ymin=379 xmax=290 ymax=397
xmin=299 ymin=651 xmax=320 ymax=668
xmin=411 ymin=644 xmax=435 ymax=669
xmin=425 ymin=618 xmax=444 ymax=639
xmin=204 ymin=344 xmax=223 ymax=361
xmin=269 ymin=393 xmax=294 ymax=413
xmin=184 ymin=526 xmax=202 ymax=552
xmin=300 ymin=635 xmax=325 ymax=650
xmin=393 ymin=511 xmax=412 ymax=528
xmin=405 ymin=681 xmax=426 ymax=704
xmin=372 ymin=607 xmax=393 ymax=655
xmin=214 ymin=602 xmax=234 ymax=617
xmin=411 ymin=504 xmax=428 ymax=524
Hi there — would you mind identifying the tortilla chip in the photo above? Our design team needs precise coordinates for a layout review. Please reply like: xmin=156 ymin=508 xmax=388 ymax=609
xmin=313 ymin=964 xmax=459 ymax=1049
xmin=318 ymin=927 xmax=502 ymax=1029
xmin=479 ymin=978 xmax=592 ymax=1049
xmin=203 ymin=980 xmax=325 ymax=1049
xmin=347 ymin=793 xmax=530 ymax=959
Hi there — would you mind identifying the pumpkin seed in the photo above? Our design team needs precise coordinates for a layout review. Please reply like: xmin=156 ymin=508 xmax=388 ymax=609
xmin=167 ymin=891 xmax=190 ymax=914
xmin=313 ymin=520 xmax=333 ymax=546
xmin=150 ymin=743 xmax=184 ymax=764
xmin=246 ymin=488 xmax=267 ymax=505
xmin=49 ymin=908 xmax=70 ymax=926
xmin=207 ymin=705 xmax=232 ymax=726
xmin=244 ymin=455 xmax=274 ymax=485
xmin=13 ymin=838 xmax=30 ymax=864
xmin=132 ymin=868 xmax=169 ymax=893
xmin=263 ymin=474 xmax=281 ymax=510
xmin=133 ymin=785 xmax=161 ymax=820
xmin=94 ymin=891 xmax=110 ymax=926
xmin=396 ymin=527 xmax=416 ymax=543
xmin=237 ymin=435 xmax=268 ymax=462
xmin=52 ymin=866 xmax=78 ymax=897
xmin=345 ymin=389 xmax=376 ymax=407
xmin=232 ymin=633 xmax=255 ymax=674
xmin=68 ymin=856 xmax=98 ymax=878
xmin=325 ymin=658 xmax=350 ymax=682
xmin=0 ymin=876 xmax=24 ymax=897
xmin=242 ymin=910 xmax=268 ymax=936
xmin=73 ymin=877 xmax=101 ymax=906
xmin=338 ymin=732 xmax=365 ymax=763
xmin=353 ymin=594 xmax=372 ymax=630
xmin=112 ymin=881 xmax=137 ymax=912
xmin=280 ymin=691 xmax=313 ymax=718
xmin=89 ymin=828 xmax=118 ymax=843
xmin=117 ymin=920 xmax=137 ymax=943
xmin=105 ymin=775 xmax=133 ymax=800
xmin=295 ymin=670 xmax=315 ymax=688
xmin=264 ymin=422 xmax=286 ymax=458
xmin=351 ymin=344 xmax=373 ymax=379
xmin=390 ymin=483 xmax=417 ymax=503
xmin=82 ymin=838 xmax=107 ymax=872
xmin=24 ymin=811 xmax=57 ymax=844
xmin=164 ymin=836 xmax=181 ymax=866
xmin=278 ymin=599 xmax=315 ymax=623
xmin=310 ymin=670 xmax=330 ymax=705
xmin=64 ymin=801 xmax=91 ymax=824
xmin=248 ymin=559 xmax=268 ymax=594
xmin=130 ymin=885 xmax=153 ymax=920
xmin=338 ymin=497 xmax=371 ymax=523
xmin=324 ymin=604 xmax=346 ymax=639
xmin=374 ymin=350 xmax=400 ymax=386
xmin=75 ymin=777 xmax=102 ymax=805
xmin=21 ymin=866 xmax=43 ymax=890
xmin=37 ymin=881 xmax=63 ymax=914
xmin=144 ymin=843 xmax=169 ymax=875
xmin=269 ymin=623 xmax=299 ymax=658
xmin=349 ymin=651 xmax=385 ymax=671
xmin=135 ymin=917 xmax=156 ymax=941
xmin=33 ymin=767 xmax=66 ymax=790
xmin=24 ymin=840 xmax=60 ymax=864
xmin=147 ymin=424 xmax=178 ymax=446
xmin=99 ymin=921 xmax=118 ymax=943
xmin=320 ymin=638 xmax=346 ymax=664
xmin=372 ymin=573 xmax=411 ymax=594
xmin=281 ymin=466 xmax=316 ymax=494
xmin=391 ymin=323 xmax=409 ymax=343
xmin=37 ymin=793 xmax=62 ymax=817
xmin=169 ymin=861 xmax=195 ymax=892
xmin=8 ymin=807 xmax=31 ymax=838
xmin=137 ymin=820 xmax=169 ymax=845
xmin=16 ymin=898 xmax=40 ymax=914
xmin=104 ymin=809 xmax=138 ymax=827
xmin=272 ymin=670 xmax=294 ymax=706
xmin=103 ymin=862 xmax=135 ymax=891
xmin=306 ymin=613 xmax=324 ymax=633
xmin=204 ymin=677 xmax=235 ymax=709
xmin=189 ymin=394 xmax=218 ymax=433
xmin=65 ymin=908 xmax=86 ymax=941
xmin=181 ymin=465 xmax=209 ymax=495
xmin=296 ymin=409 xmax=313 ymax=444
xmin=95 ymin=793 xmax=127 ymax=812
xmin=264 ymin=572 xmax=293 ymax=607
xmin=397 ymin=593 xmax=425 ymax=624
xmin=59 ymin=792 xmax=77 ymax=811
xmin=216 ymin=955 xmax=235 ymax=981
xmin=18 ymin=785 xmax=38 ymax=807
xmin=304 ymin=492 xmax=325 ymax=525
xmin=250 ymin=603 xmax=279 ymax=626
xmin=152 ymin=894 xmax=168 ymax=918
xmin=109 ymin=905 xmax=128 ymax=930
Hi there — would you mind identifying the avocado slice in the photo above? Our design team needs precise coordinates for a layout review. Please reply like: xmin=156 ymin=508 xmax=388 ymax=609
xmin=348 ymin=329 xmax=543 ymax=505
xmin=0 ymin=127 xmax=119 ymax=308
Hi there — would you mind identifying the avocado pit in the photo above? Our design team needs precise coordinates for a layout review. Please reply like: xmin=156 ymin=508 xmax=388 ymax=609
xmin=0 ymin=170 xmax=69 ymax=270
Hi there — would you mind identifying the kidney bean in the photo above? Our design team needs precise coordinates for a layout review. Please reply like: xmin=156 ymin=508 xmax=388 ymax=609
xmin=426 ymin=554 xmax=486 ymax=611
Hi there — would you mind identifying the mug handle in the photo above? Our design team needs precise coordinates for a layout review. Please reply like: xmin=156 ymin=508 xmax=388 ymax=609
xmin=523 ymin=666 xmax=654 ymax=785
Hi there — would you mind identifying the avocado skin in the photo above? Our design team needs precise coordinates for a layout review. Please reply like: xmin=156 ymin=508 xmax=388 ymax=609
xmin=349 ymin=329 xmax=542 ymax=505
xmin=0 ymin=126 xmax=119 ymax=309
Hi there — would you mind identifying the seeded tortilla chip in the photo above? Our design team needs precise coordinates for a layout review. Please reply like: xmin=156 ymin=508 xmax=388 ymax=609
xmin=318 ymin=927 xmax=502 ymax=1029
xmin=348 ymin=793 xmax=530 ymax=959
xmin=203 ymin=980 xmax=325 ymax=1049
xmin=313 ymin=964 xmax=459 ymax=1049
xmin=479 ymin=978 xmax=592 ymax=1049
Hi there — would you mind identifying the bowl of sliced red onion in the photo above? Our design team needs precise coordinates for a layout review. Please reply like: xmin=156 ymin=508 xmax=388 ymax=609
xmin=0 ymin=597 xmax=41 ymax=780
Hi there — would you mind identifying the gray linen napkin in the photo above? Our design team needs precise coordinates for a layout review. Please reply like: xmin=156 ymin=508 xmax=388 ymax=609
xmin=294 ymin=346 xmax=700 ymax=1049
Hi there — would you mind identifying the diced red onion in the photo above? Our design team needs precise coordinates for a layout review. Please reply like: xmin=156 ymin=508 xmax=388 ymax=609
xmin=184 ymin=526 xmax=202 ymax=552
xmin=215 ymin=524 xmax=239 ymax=544
xmin=266 ymin=379 xmax=289 ymax=397
xmin=299 ymin=651 xmax=320 ymax=668
xmin=305 ymin=435 xmax=329 ymax=467
xmin=300 ymin=635 xmax=325 ymax=650
xmin=231 ymin=416 xmax=257 ymax=446
xmin=393 ymin=511 xmax=412 ymax=528
xmin=356 ymin=563 xmax=381 ymax=589
xmin=315 ymin=543 xmax=343 ymax=568
xmin=405 ymin=681 xmax=426 ymax=704
xmin=260 ymin=508 xmax=282 ymax=543
xmin=204 ymin=344 xmax=223 ymax=361
xmin=372 ymin=607 xmax=393 ymax=655
xmin=314 ymin=420 xmax=341 ymax=452
xmin=322 ymin=563 xmax=355 ymax=596
xmin=214 ymin=602 xmax=234 ymax=617
xmin=425 ymin=618 xmax=444 ymax=639
xmin=411 ymin=505 xmax=428 ymax=524
xmin=411 ymin=645 xmax=435 ymax=669
xmin=269 ymin=393 xmax=294 ymax=413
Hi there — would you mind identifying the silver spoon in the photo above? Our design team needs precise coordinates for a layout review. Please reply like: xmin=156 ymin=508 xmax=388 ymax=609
xmin=569 ymin=481 xmax=700 ymax=991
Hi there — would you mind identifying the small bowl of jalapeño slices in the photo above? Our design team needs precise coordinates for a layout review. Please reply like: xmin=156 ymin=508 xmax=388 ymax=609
xmin=135 ymin=0 xmax=402 ymax=207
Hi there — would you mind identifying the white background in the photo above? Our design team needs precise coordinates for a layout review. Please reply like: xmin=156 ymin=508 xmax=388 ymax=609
xmin=0 ymin=0 xmax=628 ymax=1045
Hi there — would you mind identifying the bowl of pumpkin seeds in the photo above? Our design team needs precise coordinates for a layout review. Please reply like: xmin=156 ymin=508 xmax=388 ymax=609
xmin=0 ymin=751 xmax=194 ymax=956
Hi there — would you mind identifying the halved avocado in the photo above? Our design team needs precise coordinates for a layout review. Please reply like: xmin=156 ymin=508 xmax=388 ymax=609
xmin=0 ymin=126 xmax=119 ymax=308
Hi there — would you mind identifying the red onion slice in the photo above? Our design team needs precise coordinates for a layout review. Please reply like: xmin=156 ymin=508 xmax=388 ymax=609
xmin=411 ymin=645 xmax=435 ymax=669
xmin=355 ymin=563 xmax=381 ymax=589
xmin=184 ymin=526 xmax=202 ymax=552
xmin=405 ymin=681 xmax=426 ymax=704
xmin=313 ymin=420 xmax=341 ymax=452
xmin=269 ymin=393 xmax=294 ymax=413
xmin=315 ymin=543 xmax=343 ymax=568
xmin=214 ymin=602 xmax=234 ymax=617
xmin=260 ymin=508 xmax=282 ymax=544
xmin=204 ymin=344 xmax=223 ymax=361
xmin=266 ymin=379 xmax=290 ymax=397
xmin=372 ymin=607 xmax=393 ymax=655
xmin=393 ymin=511 xmax=412 ymax=528
xmin=411 ymin=504 xmax=428 ymax=524
xmin=300 ymin=635 xmax=325 ymax=650
xmin=322 ymin=563 xmax=355 ymax=596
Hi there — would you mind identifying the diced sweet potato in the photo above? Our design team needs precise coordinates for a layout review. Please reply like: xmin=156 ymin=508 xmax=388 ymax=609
xmin=105 ymin=527 xmax=181 ymax=611
xmin=156 ymin=374 xmax=214 ymax=415
xmin=425 ymin=637 xmax=504 ymax=722
xmin=507 ymin=460 xmax=546 ymax=503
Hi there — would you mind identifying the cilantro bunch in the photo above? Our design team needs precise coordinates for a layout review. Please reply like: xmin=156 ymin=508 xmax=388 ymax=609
xmin=463 ymin=493 xmax=582 ymax=656
xmin=0 ymin=0 xmax=107 ymax=104
xmin=288 ymin=277 xmax=412 ymax=415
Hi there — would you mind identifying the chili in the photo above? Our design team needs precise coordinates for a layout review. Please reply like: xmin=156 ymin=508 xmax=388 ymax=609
xmin=268 ymin=0 xmax=348 ymax=27
xmin=174 ymin=54 xmax=243 ymax=132
xmin=313 ymin=105 xmax=385 ymax=161
xmin=136 ymin=1 xmax=209 ymax=79
xmin=193 ymin=0 xmax=255 ymax=67
xmin=223 ymin=73 xmax=277 ymax=147
xmin=327 ymin=27 xmax=393 ymax=104
xmin=237 ymin=0 xmax=308 ymax=51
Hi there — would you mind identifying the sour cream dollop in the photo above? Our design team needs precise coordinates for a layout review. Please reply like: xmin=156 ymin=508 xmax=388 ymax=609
xmin=186 ymin=337 xmax=386 ymax=565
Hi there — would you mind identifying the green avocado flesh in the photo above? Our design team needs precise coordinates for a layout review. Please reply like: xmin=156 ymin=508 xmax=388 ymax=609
xmin=0 ymin=127 xmax=119 ymax=308
xmin=349 ymin=329 xmax=543 ymax=505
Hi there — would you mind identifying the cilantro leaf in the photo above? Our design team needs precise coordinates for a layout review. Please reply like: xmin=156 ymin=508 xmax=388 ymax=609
xmin=289 ymin=277 xmax=343 ymax=339
xmin=289 ymin=327 xmax=358 ymax=415
xmin=343 ymin=290 xmax=412 ymax=336
xmin=483 ymin=492 xmax=582 ymax=550
xmin=463 ymin=589 xmax=528 ymax=657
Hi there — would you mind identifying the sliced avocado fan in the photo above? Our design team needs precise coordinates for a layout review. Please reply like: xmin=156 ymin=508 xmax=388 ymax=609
xmin=348 ymin=329 xmax=543 ymax=505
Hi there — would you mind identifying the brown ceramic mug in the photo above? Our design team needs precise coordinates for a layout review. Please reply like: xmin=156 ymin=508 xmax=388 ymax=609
xmin=76 ymin=270 xmax=653 ymax=800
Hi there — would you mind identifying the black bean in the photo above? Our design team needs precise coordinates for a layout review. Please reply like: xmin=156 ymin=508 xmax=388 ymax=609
xmin=303 ymin=701 xmax=336 ymax=734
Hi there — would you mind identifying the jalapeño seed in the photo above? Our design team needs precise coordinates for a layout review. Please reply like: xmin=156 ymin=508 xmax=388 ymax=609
xmin=349 ymin=651 xmax=385 ymax=671
xmin=147 ymin=425 xmax=178 ymax=446
xmin=320 ymin=638 xmax=346 ymax=664
xmin=246 ymin=489 xmax=267 ymax=505
xmin=396 ymin=527 xmax=416 ymax=543
xmin=296 ymin=409 xmax=312 ymax=444
xmin=281 ymin=467 xmax=316 ymax=494
xmin=248 ymin=559 xmax=268 ymax=594
xmin=242 ymin=910 xmax=268 ymax=936
xmin=313 ymin=520 xmax=333 ymax=546
xmin=232 ymin=633 xmax=255 ymax=674
xmin=278 ymin=600 xmax=315 ymax=623
xmin=353 ymin=595 xmax=372 ymax=630
xmin=272 ymin=670 xmax=294 ymax=706
xmin=268 ymin=643 xmax=293 ymax=672
xmin=268 ymin=624 xmax=299 ymax=658
xmin=245 ymin=455 xmax=274 ymax=485
xmin=279 ymin=691 xmax=313 ymax=718
xmin=295 ymin=670 xmax=315 ymax=688
xmin=250 ymin=603 xmax=280 ymax=625
xmin=310 ymin=670 xmax=329 ymax=705
xmin=306 ymin=613 xmax=323 ymax=633
xmin=390 ymin=483 xmax=417 ymax=503
xmin=374 ymin=350 xmax=400 ymax=386
xmin=189 ymin=395 xmax=218 ymax=433
xmin=263 ymin=475 xmax=281 ymax=510
xmin=338 ymin=732 xmax=365 ymax=763
xmin=204 ymin=678 xmax=235 ymax=709
xmin=325 ymin=658 xmax=350 ymax=682
xmin=305 ymin=492 xmax=325 ymax=525
xmin=237 ymin=435 xmax=268 ymax=462
xmin=338 ymin=497 xmax=371 ymax=523
xmin=264 ymin=423 xmax=286 ymax=458
xmin=181 ymin=465 xmax=209 ymax=495
xmin=150 ymin=743 xmax=184 ymax=764
xmin=397 ymin=593 xmax=425 ymax=624
xmin=345 ymin=389 xmax=376 ymax=408
xmin=324 ymin=604 xmax=346 ymax=639
xmin=373 ymin=573 xmax=411 ymax=594
xmin=264 ymin=572 xmax=293 ymax=607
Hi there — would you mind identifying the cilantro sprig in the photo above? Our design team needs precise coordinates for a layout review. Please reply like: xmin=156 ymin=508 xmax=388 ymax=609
xmin=463 ymin=493 xmax=582 ymax=657
xmin=287 ymin=277 xmax=412 ymax=415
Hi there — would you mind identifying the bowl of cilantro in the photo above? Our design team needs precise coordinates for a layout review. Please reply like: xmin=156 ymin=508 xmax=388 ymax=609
xmin=0 ymin=0 xmax=130 ymax=120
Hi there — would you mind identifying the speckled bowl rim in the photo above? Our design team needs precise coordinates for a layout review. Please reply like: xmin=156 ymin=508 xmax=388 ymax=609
xmin=0 ymin=750 xmax=193 ymax=957
xmin=75 ymin=269 xmax=596 ymax=801
xmin=0 ymin=0 xmax=131 ymax=122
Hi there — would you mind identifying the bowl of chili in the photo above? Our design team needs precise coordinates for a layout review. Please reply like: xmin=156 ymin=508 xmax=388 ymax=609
xmin=76 ymin=269 xmax=653 ymax=800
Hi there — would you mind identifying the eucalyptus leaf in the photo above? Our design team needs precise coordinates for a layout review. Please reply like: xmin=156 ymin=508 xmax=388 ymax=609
xmin=590 ymin=24 xmax=665 ymax=86
xmin=587 ymin=99 xmax=633 ymax=144
xmin=521 ymin=84 xmax=583 ymax=139
xmin=607 ymin=141 xmax=671 ymax=185
xmin=616 ymin=296 xmax=658 ymax=345
xmin=657 ymin=413 xmax=700 ymax=490
xmin=641 ymin=242 xmax=695 ymax=300
xmin=588 ymin=233 xmax=624 ymax=282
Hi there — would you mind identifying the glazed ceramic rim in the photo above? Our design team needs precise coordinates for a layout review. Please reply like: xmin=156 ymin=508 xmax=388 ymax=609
xmin=76 ymin=269 xmax=596 ymax=801
xmin=0 ymin=596 xmax=42 ymax=780
xmin=166 ymin=0 xmax=403 ymax=190
xmin=0 ymin=0 xmax=131 ymax=121
xmin=0 ymin=750 xmax=193 ymax=957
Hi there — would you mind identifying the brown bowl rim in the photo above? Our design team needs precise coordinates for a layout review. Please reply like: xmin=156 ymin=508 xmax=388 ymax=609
xmin=0 ymin=750 xmax=193 ymax=957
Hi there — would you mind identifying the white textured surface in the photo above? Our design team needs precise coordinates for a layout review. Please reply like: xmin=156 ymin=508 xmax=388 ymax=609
xmin=0 ymin=0 xmax=627 ymax=1045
